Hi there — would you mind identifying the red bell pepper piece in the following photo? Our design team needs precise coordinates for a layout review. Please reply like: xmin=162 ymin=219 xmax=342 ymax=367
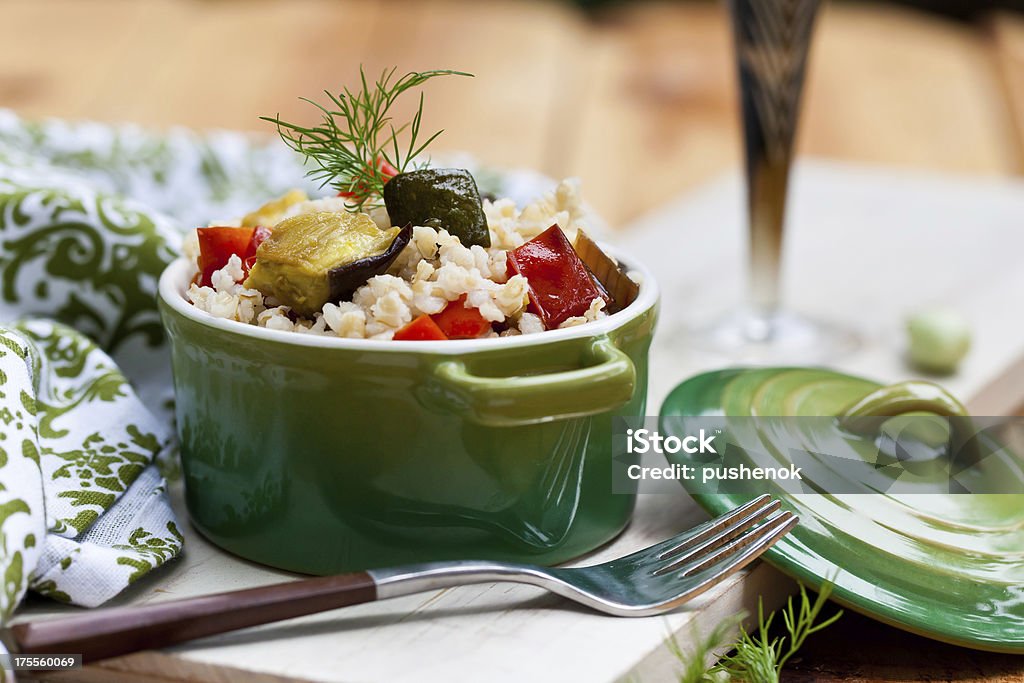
xmin=506 ymin=224 xmax=608 ymax=329
xmin=394 ymin=314 xmax=449 ymax=341
xmin=378 ymin=158 xmax=399 ymax=179
xmin=337 ymin=156 xmax=399 ymax=199
xmin=244 ymin=226 xmax=272 ymax=271
xmin=431 ymin=294 xmax=491 ymax=339
xmin=196 ymin=226 xmax=269 ymax=287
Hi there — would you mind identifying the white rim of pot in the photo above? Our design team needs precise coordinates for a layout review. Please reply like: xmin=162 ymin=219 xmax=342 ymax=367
xmin=158 ymin=244 xmax=659 ymax=354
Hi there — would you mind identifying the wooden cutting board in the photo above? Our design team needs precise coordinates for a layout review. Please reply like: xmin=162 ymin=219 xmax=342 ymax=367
xmin=17 ymin=161 xmax=1024 ymax=683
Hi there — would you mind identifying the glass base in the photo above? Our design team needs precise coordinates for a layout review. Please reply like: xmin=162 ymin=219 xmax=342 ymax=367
xmin=686 ymin=309 xmax=859 ymax=365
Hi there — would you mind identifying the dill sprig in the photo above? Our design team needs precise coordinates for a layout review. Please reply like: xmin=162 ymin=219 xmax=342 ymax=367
xmin=261 ymin=67 xmax=472 ymax=211
xmin=709 ymin=581 xmax=843 ymax=682
xmin=668 ymin=616 xmax=741 ymax=683
xmin=666 ymin=580 xmax=843 ymax=683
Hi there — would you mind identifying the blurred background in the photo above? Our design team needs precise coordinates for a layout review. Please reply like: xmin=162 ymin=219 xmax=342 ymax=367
xmin=2 ymin=0 xmax=1022 ymax=227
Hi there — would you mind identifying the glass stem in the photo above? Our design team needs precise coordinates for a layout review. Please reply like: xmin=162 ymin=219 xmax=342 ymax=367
xmin=727 ymin=0 xmax=822 ymax=325
xmin=748 ymin=158 xmax=790 ymax=314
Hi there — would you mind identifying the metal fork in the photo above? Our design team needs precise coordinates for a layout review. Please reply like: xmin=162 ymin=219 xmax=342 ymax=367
xmin=7 ymin=496 xmax=795 ymax=664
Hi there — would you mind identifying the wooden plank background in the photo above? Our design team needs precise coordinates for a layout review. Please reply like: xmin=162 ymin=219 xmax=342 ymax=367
xmin=2 ymin=0 xmax=1023 ymax=228
xmin=3 ymin=1 xmax=1024 ymax=681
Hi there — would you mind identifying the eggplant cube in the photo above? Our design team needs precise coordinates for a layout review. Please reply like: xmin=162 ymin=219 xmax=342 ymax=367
xmin=244 ymin=211 xmax=409 ymax=318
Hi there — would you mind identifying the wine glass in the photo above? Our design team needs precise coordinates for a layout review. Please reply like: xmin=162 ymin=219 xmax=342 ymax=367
xmin=691 ymin=0 xmax=858 ymax=362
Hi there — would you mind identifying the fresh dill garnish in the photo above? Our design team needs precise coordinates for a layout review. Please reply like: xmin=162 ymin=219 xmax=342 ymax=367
xmin=710 ymin=581 xmax=843 ymax=682
xmin=261 ymin=67 xmax=472 ymax=211
xmin=666 ymin=580 xmax=843 ymax=683
xmin=667 ymin=616 xmax=741 ymax=683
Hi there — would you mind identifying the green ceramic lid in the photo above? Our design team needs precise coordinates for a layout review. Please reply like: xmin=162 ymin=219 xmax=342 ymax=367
xmin=659 ymin=367 xmax=1024 ymax=652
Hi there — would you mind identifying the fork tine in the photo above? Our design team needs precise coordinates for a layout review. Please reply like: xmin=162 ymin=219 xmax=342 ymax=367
xmin=673 ymin=510 xmax=797 ymax=578
xmin=643 ymin=512 xmax=798 ymax=613
xmin=643 ymin=494 xmax=776 ymax=562
xmin=652 ymin=497 xmax=781 ymax=572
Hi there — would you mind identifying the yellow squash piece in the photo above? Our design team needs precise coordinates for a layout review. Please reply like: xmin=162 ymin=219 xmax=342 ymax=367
xmin=241 ymin=189 xmax=309 ymax=228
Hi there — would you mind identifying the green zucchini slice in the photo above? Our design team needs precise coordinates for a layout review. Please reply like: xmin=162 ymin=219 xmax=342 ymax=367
xmin=383 ymin=168 xmax=490 ymax=247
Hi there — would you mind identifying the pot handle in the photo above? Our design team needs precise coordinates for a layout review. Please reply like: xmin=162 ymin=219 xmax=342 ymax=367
xmin=837 ymin=380 xmax=968 ymax=428
xmin=430 ymin=336 xmax=636 ymax=427
xmin=836 ymin=381 xmax=977 ymax=458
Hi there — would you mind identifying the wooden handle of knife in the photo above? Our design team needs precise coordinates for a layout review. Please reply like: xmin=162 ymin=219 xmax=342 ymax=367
xmin=8 ymin=572 xmax=377 ymax=663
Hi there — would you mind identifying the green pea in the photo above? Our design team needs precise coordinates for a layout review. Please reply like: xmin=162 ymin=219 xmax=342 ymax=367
xmin=906 ymin=308 xmax=971 ymax=375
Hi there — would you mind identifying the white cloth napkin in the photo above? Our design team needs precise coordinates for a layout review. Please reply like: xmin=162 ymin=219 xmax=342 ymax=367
xmin=0 ymin=321 xmax=178 ymax=609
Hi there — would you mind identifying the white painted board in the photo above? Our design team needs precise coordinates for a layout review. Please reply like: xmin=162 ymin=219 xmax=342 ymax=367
xmin=17 ymin=160 xmax=1024 ymax=683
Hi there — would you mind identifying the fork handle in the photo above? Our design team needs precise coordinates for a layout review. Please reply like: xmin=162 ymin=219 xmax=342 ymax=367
xmin=7 ymin=572 xmax=378 ymax=663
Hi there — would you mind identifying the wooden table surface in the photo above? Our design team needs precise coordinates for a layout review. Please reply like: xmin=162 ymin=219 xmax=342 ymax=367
xmin=3 ymin=1 xmax=1024 ymax=681
xmin=3 ymin=0 xmax=1023 ymax=229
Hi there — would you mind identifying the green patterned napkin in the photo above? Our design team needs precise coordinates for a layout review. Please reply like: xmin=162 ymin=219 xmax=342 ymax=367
xmin=0 ymin=320 xmax=178 ymax=610
xmin=0 ymin=109 xmax=310 ymax=627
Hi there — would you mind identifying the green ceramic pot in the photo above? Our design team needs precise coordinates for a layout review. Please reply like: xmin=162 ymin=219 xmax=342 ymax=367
xmin=158 ymin=251 xmax=658 ymax=574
